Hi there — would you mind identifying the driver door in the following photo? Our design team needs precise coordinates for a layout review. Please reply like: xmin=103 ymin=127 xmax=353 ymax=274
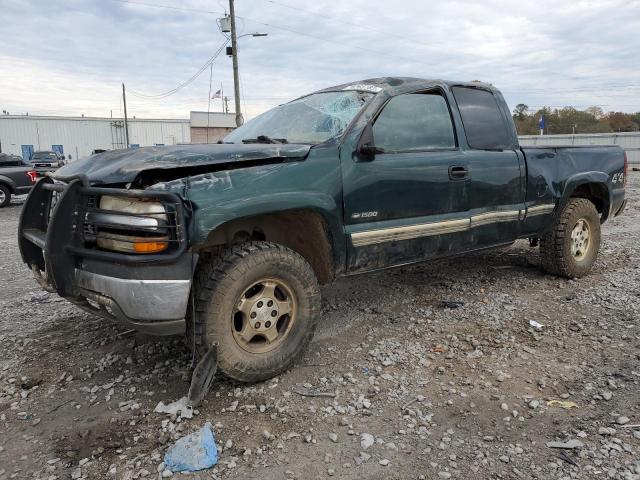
xmin=341 ymin=89 xmax=470 ymax=272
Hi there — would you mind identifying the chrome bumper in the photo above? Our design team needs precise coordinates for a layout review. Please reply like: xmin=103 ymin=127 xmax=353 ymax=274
xmin=76 ymin=269 xmax=190 ymax=322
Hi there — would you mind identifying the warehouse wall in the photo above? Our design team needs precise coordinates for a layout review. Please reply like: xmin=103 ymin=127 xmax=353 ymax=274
xmin=189 ymin=111 xmax=235 ymax=144
xmin=519 ymin=132 xmax=640 ymax=165
xmin=190 ymin=127 xmax=234 ymax=144
xmin=0 ymin=115 xmax=190 ymax=160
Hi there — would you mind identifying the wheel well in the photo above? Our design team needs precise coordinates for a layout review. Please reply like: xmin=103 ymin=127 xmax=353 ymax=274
xmin=0 ymin=181 xmax=14 ymax=194
xmin=199 ymin=210 xmax=335 ymax=284
xmin=569 ymin=182 xmax=608 ymax=217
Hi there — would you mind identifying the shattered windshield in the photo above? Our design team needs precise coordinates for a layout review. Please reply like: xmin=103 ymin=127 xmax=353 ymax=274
xmin=223 ymin=90 xmax=375 ymax=145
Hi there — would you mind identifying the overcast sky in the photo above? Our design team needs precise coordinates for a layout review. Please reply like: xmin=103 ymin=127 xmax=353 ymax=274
xmin=1 ymin=0 xmax=639 ymax=119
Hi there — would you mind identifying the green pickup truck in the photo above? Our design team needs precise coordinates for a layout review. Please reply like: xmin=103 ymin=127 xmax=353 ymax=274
xmin=19 ymin=77 xmax=627 ymax=382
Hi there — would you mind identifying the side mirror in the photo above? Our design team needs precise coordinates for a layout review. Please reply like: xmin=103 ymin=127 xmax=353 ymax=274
xmin=355 ymin=122 xmax=377 ymax=162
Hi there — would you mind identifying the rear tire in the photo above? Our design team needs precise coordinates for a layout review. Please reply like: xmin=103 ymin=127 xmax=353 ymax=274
xmin=0 ymin=185 xmax=11 ymax=208
xmin=189 ymin=241 xmax=320 ymax=383
xmin=539 ymin=198 xmax=601 ymax=278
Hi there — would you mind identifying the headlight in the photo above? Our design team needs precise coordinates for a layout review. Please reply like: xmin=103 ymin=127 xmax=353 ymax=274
xmin=99 ymin=195 xmax=166 ymax=216
xmin=94 ymin=196 xmax=170 ymax=254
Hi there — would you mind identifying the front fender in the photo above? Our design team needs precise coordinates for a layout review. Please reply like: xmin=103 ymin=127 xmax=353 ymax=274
xmin=194 ymin=191 xmax=342 ymax=245
xmin=149 ymin=151 xmax=346 ymax=272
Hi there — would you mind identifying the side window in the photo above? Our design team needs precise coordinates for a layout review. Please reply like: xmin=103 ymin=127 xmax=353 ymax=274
xmin=451 ymin=87 xmax=512 ymax=150
xmin=373 ymin=92 xmax=455 ymax=152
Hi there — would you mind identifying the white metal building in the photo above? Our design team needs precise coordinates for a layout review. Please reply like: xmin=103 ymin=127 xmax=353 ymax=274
xmin=0 ymin=115 xmax=191 ymax=161
xmin=519 ymin=132 xmax=640 ymax=166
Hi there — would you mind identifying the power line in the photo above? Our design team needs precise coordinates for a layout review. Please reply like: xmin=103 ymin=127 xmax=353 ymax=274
xmin=238 ymin=17 xmax=416 ymax=61
xmin=106 ymin=0 xmax=640 ymax=113
xmin=127 ymin=40 xmax=228 ymax=99
xmin=206 ymin=60 xmax=214 ymax=143
xmin=108 ymin=0 xmax=639 ymax=96
xmin=107 ymin=0 xmax=432 ymax=64
xmin=110 ymin=0 xmax=221 ymax=15
xmin=261 ymin=0 xmax=445 ymax=50
xmin=238 ymin=67 xmax=248 ymax=119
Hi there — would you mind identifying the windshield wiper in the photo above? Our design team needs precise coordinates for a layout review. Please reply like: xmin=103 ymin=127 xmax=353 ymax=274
xmin=242 ymin=135 xmax=288 ymax=144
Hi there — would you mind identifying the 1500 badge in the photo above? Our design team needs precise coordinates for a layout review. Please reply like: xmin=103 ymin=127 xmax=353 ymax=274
xmin=352 ymin=211 xmax=378 ymax=219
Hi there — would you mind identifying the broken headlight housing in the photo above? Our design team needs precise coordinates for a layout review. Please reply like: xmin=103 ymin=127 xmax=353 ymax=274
xmin=92 ymin=195 xmax=170 ymax=254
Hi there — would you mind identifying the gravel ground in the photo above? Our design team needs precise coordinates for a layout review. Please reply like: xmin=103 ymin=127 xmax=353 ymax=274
xmin=1 ymin=175 xmax=639 ymax=480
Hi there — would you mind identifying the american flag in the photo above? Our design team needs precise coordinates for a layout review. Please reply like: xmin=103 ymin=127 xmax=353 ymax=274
xmin=211 ymin=89 xmax=222 ymax=99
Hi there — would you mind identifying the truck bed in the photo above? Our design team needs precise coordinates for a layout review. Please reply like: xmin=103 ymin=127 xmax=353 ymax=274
xmin=522 ymin=144 xmax=626 ymax=221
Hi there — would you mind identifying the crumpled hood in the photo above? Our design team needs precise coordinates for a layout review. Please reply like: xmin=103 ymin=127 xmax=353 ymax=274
xmin=53 ymin=143 xmax=312 ymax=184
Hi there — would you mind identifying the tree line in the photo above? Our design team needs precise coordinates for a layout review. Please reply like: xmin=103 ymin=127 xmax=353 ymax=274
xmin=512 ymin=104 xmax=640 ymax=135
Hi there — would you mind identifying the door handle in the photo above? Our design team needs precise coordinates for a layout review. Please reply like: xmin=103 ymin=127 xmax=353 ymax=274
xmin=448 ymin=165 xmax=468 ymax=180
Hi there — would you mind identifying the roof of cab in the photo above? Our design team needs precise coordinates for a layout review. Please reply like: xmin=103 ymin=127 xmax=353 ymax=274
xmin=314 ymin=77 xmax=496 ymax=96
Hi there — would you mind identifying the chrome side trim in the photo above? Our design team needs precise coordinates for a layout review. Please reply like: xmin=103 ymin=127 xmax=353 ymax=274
xmin=351 ymin=218 xmax=470 ymax=247
xmin=351 ymin=208 xmax=528 ymax=247
xmin=526 ymin=203 xmax=555 ymax=216
xmin=470 ymin=210 xmax=520 ymax=227
xmin=75 ymin=269 xmax=190 ymax=321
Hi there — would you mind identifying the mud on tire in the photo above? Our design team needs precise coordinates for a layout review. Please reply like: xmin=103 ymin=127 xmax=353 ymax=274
xmin=188 ymin=241 xmax=321 ymax=383
xmin=539 ymin=198 xmax=601 ymax=278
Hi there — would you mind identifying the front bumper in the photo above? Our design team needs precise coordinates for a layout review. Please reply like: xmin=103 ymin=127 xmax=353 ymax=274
xmin=18 ymin=175 xmax=191 ymax=336
xmin=73 ymin=269 xmax=190 ymax=335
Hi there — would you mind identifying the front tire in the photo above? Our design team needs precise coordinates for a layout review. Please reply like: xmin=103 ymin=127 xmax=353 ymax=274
xmin=190 ymin=242 xmax=320 ymax=383
xmin=0 ymin=185 xmax=11 ymax=208
xmin=539 ymin=198 xmax=601 ymax=278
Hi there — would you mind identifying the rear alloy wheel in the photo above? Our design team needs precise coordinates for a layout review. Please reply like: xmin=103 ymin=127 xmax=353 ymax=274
xmin=540 ymin=198 xmax=601 ymax=278
xmin=0 ymin=185 xmax=11 ymax=208
xmin=569 ymin=219 xmax=591 ymax=261
xmin=190 ymin=242 xmax=320 ymax=383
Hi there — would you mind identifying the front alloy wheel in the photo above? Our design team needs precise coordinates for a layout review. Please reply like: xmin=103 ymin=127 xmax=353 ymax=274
xmin=190 ymin=242 xmax=320 ymax=383
xmin=233 ymin=278 xmax=297 ymax=354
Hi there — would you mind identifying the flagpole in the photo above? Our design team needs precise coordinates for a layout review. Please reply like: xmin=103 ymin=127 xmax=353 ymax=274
xmin=206 ymin=61 xmax=214 ymax=144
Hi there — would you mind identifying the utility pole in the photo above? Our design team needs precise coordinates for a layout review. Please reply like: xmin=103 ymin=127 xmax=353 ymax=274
xmin=229 ymin=0 xmax=243 ymax=126
xmin=122 ymin=83 xmax=130 ymax=147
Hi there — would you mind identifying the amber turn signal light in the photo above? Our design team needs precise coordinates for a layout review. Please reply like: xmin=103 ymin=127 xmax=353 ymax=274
xmin=133 ymin=241 xmax=168 ymax=253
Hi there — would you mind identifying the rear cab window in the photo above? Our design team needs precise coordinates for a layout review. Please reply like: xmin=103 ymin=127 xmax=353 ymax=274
xmin=451 ymin=86 xmax=512 ymax=150
xmin=373 ymin=91 xmax=456 ymax=152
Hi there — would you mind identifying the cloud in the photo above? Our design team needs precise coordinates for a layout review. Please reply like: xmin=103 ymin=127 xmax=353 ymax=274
xmin=0 ymin=0 xmax=639 ymax=119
